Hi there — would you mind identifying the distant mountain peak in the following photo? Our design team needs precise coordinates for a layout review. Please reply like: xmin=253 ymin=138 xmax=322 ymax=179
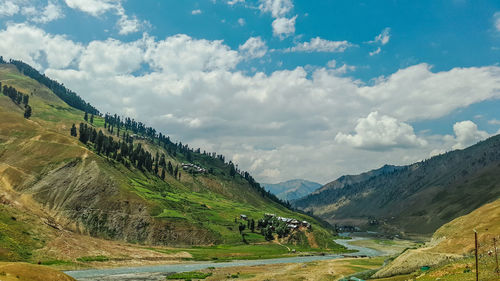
xmin=263 ymin=179 xmax=322 ymax=201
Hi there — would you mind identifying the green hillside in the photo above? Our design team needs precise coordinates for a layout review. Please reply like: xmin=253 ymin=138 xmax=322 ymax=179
xmin=371 ymin=197 xmax=500 ymax=280
xmin=0 ymin=62 xmax=342 ymax=264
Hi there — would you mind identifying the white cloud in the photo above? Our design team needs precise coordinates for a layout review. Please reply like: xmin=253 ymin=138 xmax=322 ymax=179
xmin=238 ymin=18 xmax=245 ymax=26
xmin=358 ymin=63 xmax=500 ymax=122
xmin=257 ymin=0 xmax=297 ymax=37
xmin=227 ymin=0 xmax=245 ymax=5
xmin=272 ymin=16 xmax=297 ymax=38
xmin=0 ymin=0 xmax=62 ymax=23
xmin=285 ymin=37 xmax=352 ymax=53
xmin=326 ymin=59 xmax=336 ymax=68
xmin=445 ymin=121 xmax=490 ymax=150
xmin=0 ymin=0 xmax=20 ymax=16
xmin=117 ymin=14 xmax=141 ymax=35
xmin=488 ymin=119 xmax=500 ymax=125
xmin=259 ymin=0 xmax=293 ymax=18
xmin=31 ymin=1 xmax=64 ymax=23
xmin=64 ymin=0 xmax=119 ymax=16
xmin=494 ymin=12 xmax=500 ymax=32
xmin=239 ymin=36 xmax=267 ymax=59
xmin=79 ymin=39 xmax=144 ymax=75
xmin=2 ymin=24 xmax=500 ymax=183
xmin=0 ymin=23 xmax=82 ymax=69
xmin=144 ymin=34 xmax=240 ymax=75
xmin=335 ymin=112 xmax=427 ymax=151
xmin=191 ymin=9 xmax=202 ymax=15
xmin=369 ymin=27 xmax=391 ymax=45
xmin=64 ymin=0 xmax=145 ymax=35
xmin=369 ymin=47 xmax=381 ymax=56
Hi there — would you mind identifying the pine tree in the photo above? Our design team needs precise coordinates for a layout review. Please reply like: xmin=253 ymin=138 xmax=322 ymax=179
xmin=167 ymin=161 xmax=174 ymax=175
xmin=90 ymin=114 xmax=94 ymax=124
xmin=229 ymin=162 xmax=236 ymax=177
xmin=84 ymin=111 xmax=88 ymax=121
xmin=23 ymin=105 xmax=32 ymax=119
xmin=22 ymin=95 xmax=29 ymax=106
xmin=161 ymin=168 xmax=165 ymax=180
xmin=70 ymin=124 xmax=77 ymax=137
xmin=159 ymin=154 xmax=166 ymax=167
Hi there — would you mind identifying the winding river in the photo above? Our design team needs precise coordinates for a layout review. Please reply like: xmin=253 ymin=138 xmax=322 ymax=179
xmin=66 ymin=235 xmax=381 ymax=281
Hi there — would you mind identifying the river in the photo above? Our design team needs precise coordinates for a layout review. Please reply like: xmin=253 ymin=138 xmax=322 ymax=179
xmin=66 ymin=235 xmax=380 ymax=281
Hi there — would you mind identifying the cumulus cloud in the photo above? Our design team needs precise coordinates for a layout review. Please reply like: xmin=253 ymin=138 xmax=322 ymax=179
xmin=64 ymin=0 xmax=119 ymax=16
xmin=369 ymin=27 xmax=391 ymax=45
xmin=0 ymin=0 xmax=21 ymax=16
xmin=0 ymin=0 xmax=63 ymax=23
xmin=144 ymin=34 xmax=240 ymax=75
xmin=259 ymin=0 xmax=293 ymax=18
xmin=79 ymin=39 xmax=144 ymax=75
xmin=357 ymin=63 xmax=500 ymax=121
xmin=31 ymin=1 xmax=64 ymax=23
xmin=0 ymin=23 xmax=82 ymax=69
xmin=238 ymin=18 xmax=245 ymax=26
xmin=257 ymin=0 xmax=297 ymax=38
xmin=191 ymin=9 xmax=202 ymax=15
xmin=2 ymin=24 xmax=500 ymax=183
xmin=239 ymin=36 xmax=267 ymax=59
xmin=335 ymin=112 xmax=427 ymax=151
xmin=285 ymin=37 xmax=352 ymax=53
xmin=272 ymin=16 xmax=297 ymax=38
xmin=445 ymin=121 xmax=490 ymax=150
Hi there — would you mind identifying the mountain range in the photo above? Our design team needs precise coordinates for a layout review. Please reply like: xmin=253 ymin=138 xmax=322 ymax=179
xmin=263 ymin=179 xmax=321 ymax=201
xmin=293 ymin=135 xmax=500 ymax=235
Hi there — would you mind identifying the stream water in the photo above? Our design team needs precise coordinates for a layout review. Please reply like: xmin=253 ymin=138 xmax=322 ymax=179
xmin=66 ymin=235 xmax=380 ymax=281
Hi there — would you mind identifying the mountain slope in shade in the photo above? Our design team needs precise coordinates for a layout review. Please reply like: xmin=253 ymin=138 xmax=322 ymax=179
xmin=312 ymin=165 xmax=404 ymax=194
xmin=293 ymin=135 xmax=500 ymax=235
xmin=263 ymin=179 xmax=322 ymax=201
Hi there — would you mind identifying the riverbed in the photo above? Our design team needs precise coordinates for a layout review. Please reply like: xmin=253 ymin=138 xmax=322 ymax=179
xmin=66 ymin=236 xmax=381 ymax=281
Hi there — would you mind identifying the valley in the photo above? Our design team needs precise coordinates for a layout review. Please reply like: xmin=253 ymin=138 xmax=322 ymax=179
xmin=0 ymin=61 xmax=347 ymax=279
xmin=1 ymin=0 xmax=500 ymax=279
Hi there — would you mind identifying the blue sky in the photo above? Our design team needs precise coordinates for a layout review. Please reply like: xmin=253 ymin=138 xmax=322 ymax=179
xmin=0 ymin=0 xmax=499 ymax=183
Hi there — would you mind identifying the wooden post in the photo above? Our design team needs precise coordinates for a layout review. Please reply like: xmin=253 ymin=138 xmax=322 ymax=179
xmin=474 ymin=230 xmax=479 ymax=281
xmin=494 ymin=237 xmax=499 ymax=277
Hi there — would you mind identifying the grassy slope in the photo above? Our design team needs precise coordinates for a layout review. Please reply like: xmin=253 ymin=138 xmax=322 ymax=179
xmin=0 ymin=262 xmax=76 ymax=281
xmin=0 ymin=64 xmax=342 ymax=265
xmin=371 ymin=197 xmax=500 ymax=280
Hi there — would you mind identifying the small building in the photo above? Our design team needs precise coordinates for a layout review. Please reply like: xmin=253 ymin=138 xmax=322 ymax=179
xmin=240 ymin=214 xmax=248 ymax=220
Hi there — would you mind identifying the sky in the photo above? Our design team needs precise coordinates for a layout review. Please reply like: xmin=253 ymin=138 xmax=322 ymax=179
xmin=0 ymin=0 xmax=499 ymax=184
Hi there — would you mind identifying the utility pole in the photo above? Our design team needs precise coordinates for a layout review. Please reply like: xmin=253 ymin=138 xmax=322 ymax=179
xmin=494 ymin=237 xmax=499 ymax=277
xmin=474 ymin=229 xmax=479 ymax=281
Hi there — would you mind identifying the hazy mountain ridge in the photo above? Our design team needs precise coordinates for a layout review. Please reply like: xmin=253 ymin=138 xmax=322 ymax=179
xmin=293 ymin=135 xmax=500 ymax=235
xmin=312 ymin=165 xmax=404 ymax=194
xmin=263 ymin=179 xmax=322 ymax=201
